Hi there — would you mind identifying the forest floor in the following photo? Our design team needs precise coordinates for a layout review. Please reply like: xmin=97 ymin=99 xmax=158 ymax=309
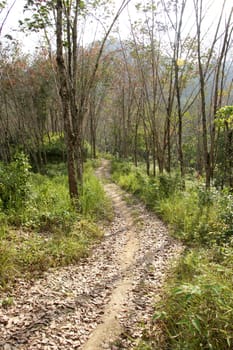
xmin=0 ymin=160 xmax=182 ymax=350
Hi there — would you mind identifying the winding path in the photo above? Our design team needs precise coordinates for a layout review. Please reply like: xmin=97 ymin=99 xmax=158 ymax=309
xmin=0 ymin=160 xmax=182 ymax=350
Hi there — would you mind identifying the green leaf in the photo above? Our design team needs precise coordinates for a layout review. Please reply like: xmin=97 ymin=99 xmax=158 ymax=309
xmin=191 ymin=318 xmax=201 ymax=334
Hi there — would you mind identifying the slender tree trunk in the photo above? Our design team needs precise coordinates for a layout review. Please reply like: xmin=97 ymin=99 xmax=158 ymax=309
xmin=56 ymin=0 xmax=78 ymax=198
xmin=152 ymin=133 xmax=156 ymax=177
xmin=134 ymin=123 xmax=138 ymax=167
xmin=227 ymin=126 xmax=233 ymax=188
xmin=166 ymin=111 xmax=171 ymax=173
xmin=195 ymin=1 xmax=210 ymax=188
xmin=210 ymin=9 xmax=233 ymax=180
xmin=174 ymin=61 xmax=184 ymax=178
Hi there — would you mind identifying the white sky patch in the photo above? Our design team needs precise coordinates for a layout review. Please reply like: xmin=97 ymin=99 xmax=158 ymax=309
xmin=1 ymin=0 xmax=40 ymax=52
xmin=1 ymin=0 xmax=233 ymax=53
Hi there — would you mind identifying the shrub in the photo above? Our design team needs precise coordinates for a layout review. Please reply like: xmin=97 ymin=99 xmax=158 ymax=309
xmin=0 ymin=153 xmax=31 ymax=212
xmin=0 ymin=159 xmax=110 ymax=288
xmin=111 ymin=159 xmax=132 ymax=183
xmin=42 ymin=133 xmax=66 ymax=163
xmin=111 ymin=159 xmax=233 ymax=349
xmin=23 ymin=172 xmax=75 ymax=233
xmin=157 ymin=172 xmax=182 ymax=198
xmin=111 ymin=160 xmax=183 ymax=209
xmin=0 ymin=218 xmax=103 ymax=288
xmin=218 ymin=192 xmax=233 ymax=242
xmin=80 ymin=163 xmax=112 ymax=220
xmin=0 ymin=239 xmax=16 ymax=286
xmin=155 ymin=250 xmax=233 ymax=349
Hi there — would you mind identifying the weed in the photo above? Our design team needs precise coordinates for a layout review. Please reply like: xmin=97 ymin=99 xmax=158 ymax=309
xmin=0 ymin=239 xmax=16 ymax=286
xmin=1 ymin=297 xmax=14 ymax=309
xmin=111 ymin=159 xmax=233 ymax=349
xmin=0 ymin=160 xmax=109 ymax=288
xmin=0 ymin=153 xmax=31 ymax=212
xmin=134 ymin=342 xmax=152 ymax=350
xmin=155 ymin=250 xmax=233 ymax=349
xmin=80 ymin=163 xmax=113 ymax=221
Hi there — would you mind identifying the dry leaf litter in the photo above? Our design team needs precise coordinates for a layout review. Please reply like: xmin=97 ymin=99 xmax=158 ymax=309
xmin=0 ymin=160 xmax=182 ymax=350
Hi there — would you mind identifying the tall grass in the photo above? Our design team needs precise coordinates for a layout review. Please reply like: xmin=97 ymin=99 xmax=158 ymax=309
xmin=111 ymin=159 xmax=233 ymax=350
xmin=154 ymin=249 xmax=233 ymax=349
xmin=80 ymin=161 xmax=112 ymax=221
xmin=0 ymin=159 xmax=111 ymax=288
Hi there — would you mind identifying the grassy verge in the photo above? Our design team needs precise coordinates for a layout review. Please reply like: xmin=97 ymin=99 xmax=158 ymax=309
xmin=111 ymin=159 xmax=233 ymax=350
xmin=0 ymin=158 xmax=112 ymax=289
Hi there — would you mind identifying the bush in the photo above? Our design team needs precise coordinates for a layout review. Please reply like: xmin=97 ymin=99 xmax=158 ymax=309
xmin=155 ymin=250 xmax=233 ymax=349
xmin=80 ymin=162 xmax=112 ymax=220
xmin=0 ymin=219 xmax=103 ymax=288
xmin=0 ymin=159 xmax=110 ymax=288
xmin=157 ymin=172 xmax=182 ymax=198
xmin=0 ymin=239 xmax=16 ymax=286
xmin=111 ymin=159 xmax=233 ymax=349
xmin=21 ymin=171 xmax=76 ymax=233
xmin=111 ymin=160 xmax=183 ymax=205
xmin=42 ymin=134 xmax=66 ymax=163
xmin=0 ymin=153 xmax=31 ymax=212
xmin=17 ymin=219 xmax=102 ymax=273
xmin=218 ymin=192 xmax=233 ymax=242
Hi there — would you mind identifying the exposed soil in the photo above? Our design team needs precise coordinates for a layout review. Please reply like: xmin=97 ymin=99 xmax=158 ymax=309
xmin=0 ymin=160 xmax=182 ymax=350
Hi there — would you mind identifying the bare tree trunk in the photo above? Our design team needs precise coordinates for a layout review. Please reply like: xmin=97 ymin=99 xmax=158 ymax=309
xmin=210 ymin=8 xmax=233 ymax=180
xmin=173 ymin=0 xmax=186 ymax=179
xmin=195 ymin=0 xmax=210 ymax=188
xmin=56 ymin=0 xmax=78 ymax=198
xmin=226 ymin=125 xmax=233 ymax=189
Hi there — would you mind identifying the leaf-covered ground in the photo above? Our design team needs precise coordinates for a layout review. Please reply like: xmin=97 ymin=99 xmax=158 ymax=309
xmin=0 ymin=160 xmax=182 ymax=350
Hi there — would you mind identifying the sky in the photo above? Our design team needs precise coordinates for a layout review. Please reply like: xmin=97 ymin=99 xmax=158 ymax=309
xmin=1 ymin=0 xmax=39 ymax=51
xmin=1 ymin=0 xmax=232 ymax=53
xmin=0 ymin=0 xmax=139 ymax=52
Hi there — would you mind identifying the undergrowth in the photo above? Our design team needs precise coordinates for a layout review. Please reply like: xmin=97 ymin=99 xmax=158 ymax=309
xmin=0 ymin=157 xmax=111 ymax=289
xmin=111 ymin=159 xmax=233 ymax=350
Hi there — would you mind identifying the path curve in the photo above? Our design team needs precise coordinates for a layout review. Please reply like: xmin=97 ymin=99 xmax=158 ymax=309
xmin=0 ymin=160 xmax=182 ymax=350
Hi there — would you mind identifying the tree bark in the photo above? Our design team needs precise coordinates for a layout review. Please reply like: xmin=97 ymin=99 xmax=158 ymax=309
xmin=56 ymin=0 xmax=78 ymax=198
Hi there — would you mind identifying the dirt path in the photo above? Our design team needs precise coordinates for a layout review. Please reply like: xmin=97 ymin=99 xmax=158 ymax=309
xmin=0 ymin=160 xmax=182 ymax=350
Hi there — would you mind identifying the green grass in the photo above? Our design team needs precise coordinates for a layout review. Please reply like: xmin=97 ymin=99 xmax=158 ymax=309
xmin=0 ymin=159 xmax=112 ymax=289
xmin=154 ymin=249 xmax=233 ymax=349
xmin=0 ymin=219 xmax=103 ymax=287
xmin=80 ymin=161 xmax=113 ymax=221
xmin=111 ymin=159 xmax=233 ymax=350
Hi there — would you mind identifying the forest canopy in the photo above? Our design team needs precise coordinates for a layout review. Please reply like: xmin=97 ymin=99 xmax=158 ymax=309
xmin=0 ymin=0 xmax=233 ymax=193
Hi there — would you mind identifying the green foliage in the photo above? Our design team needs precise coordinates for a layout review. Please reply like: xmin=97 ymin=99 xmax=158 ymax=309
xmin=24 ymin=170 xmax=75 ymax=233
xmin=218 ymin=193 xmax=233 ymax=240
xmin=17 ymin=219 xmax=102 ymax=272
xmin=0 ymin=219 xmax=103 ymax=287
xmin=112 ymin=159 xmax=233 ymax=349
xmin=42 ymin=134 xmax=66 ymax=163
xmin=0 ymin=153 xmax=31 ymax=212
xmin=0 ymin=160 xmax=111 ymax=288
xmin=111 ymin=159 xmax=132 ymax=179
xmin=155 ymin=249 xmax=233 ymax=349
xmin=83 ymin=140 xmax=92 ymax=160
xmin=111 ymin=160 xmax=183 ymax=210
xmin=134 ymin=342 xmax=152 ymax=350
xmin=1 ymin=297 xmax=14 ymax=309
xmin=157 ymin=172 xmax=182 ymax=198
xmin=159 ymin=186 xmax=233 ymax=246
xmin=112 ymin=160 xmax=233 ymax=247
xmin=215 ymin=106 xmax=233 ymax=189
xmin=0 ymin=239 xmax=16 ymax=287
xmin=0 ymin=159 xmax=111 ymax=232
xmin=80 ymin=161 xmax=112 ymax=220
xmin=215 ymin=105 xmax=233 ymax=128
